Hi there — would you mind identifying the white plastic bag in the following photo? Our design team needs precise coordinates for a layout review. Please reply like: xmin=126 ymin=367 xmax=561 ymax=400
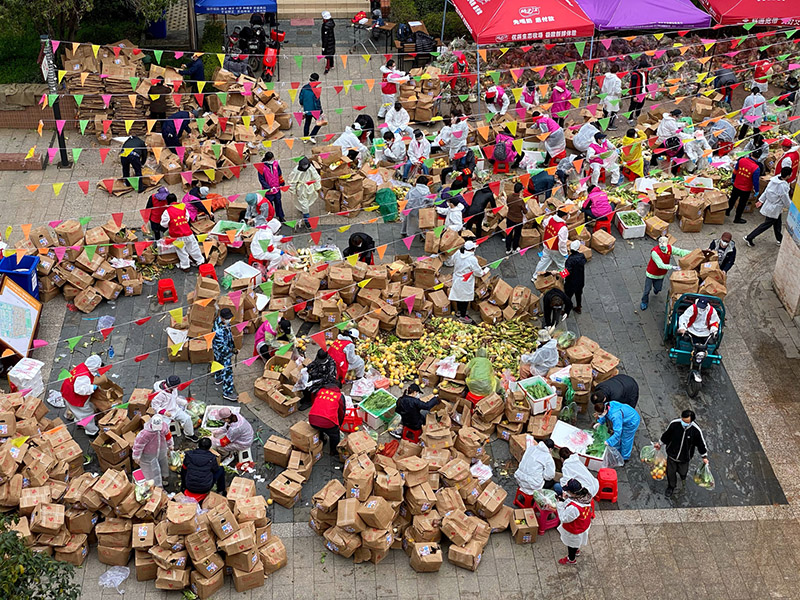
xmin=350 ymin=377 xmax=375 ymax=398
xmin=470 ymin=461 xmax=493 ymax=484
xmin=46 ymin=389 xmax=65 ymax=408
xmin=98 ymin=566 xmax=130 ymax=595
xmin=435 ymin=356 xmax=459 ymax=379
xmin=602 ymin=445 xmax=625 ymax=469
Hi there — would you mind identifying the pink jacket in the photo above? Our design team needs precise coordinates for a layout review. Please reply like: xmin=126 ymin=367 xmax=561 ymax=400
xmin=549 ymin=80 xmax=572 ymax=117
xmin=584 ymin=188 xmax=614 ymax=218
xmin=132 ymin=422 xmax=172 ymax=461
xmin=494 ymin=133 xmax=518 ymax=164
xmin=182 ymin=193 xmax=200 ymax=221
xmin=254 ymin=320 xmax=274 ymax=351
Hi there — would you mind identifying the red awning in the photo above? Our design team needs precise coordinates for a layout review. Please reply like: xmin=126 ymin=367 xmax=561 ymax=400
xmin=698 ymin=0 xmax=800 ymax=25
xmin=451 ymin=0 xmax=594 ymax=45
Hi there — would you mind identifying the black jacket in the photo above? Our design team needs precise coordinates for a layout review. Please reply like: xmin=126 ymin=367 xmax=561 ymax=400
xmin=122 ymin=136 xmax=147 ymax=162
xmin=396 ymin=393 xmax=440 ymax=431
xmin=708 ymin=239 xmax=736 ymax=272
xmin=182 ymin=448 xmax=222 ymax=493
xmin=660 ymin=420 xmax=708 ymax=463
xmin=321 ymin=20 xmax=336 ymax=55
xmin=465 ymin=187 xmax=496 ymax=217
xmin=542 ymin=288 xmax=572 ymax=327
xmin=594 ymin=374 xmax=639 ymax=408
xmin=161 ymin=110 xmax=192 ymax=139
xmin=308 ymin=355 xmax=338 ymax=395
xmin=564 ymin=252 xmax=586 ymax=293
xmin=343 ymin=232 xmax=375 ymax=264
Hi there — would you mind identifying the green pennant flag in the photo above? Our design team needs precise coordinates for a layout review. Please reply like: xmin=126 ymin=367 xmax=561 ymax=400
xmin=266 ymin=311 xmax=280 ymax=330
xmin=259 ymin=239 xmax=270 ymax=252
xmin=67 ymin=336 xmax=83 ymax=350
xmin=433 ymin=225 xmax=445 ymax=237
xmin=154 ymin=50 xmax=163 ymax=64
xmin=196 ymin=117 xmax=205 ymax=135
xmin=129 ymin=76 xmax=139 ymax=91
xmin=430 ymin=51 xmax=440 ymax=57
xmin=211 ymin=143 xmax=221 ymax=159
xmin=285 ymin=219 xmax=298 ymax=228
xmin=557 ymin=110 xmax=570 ymax=118
xmin=112 ymin=402 xmax=130 ymax=410
xmin=335 ymin=322 xmax=350 ymax=331
xmin=413 ymin=75 xmax=422 ymax=82
xmin=759 ymin=44 xmax=769 ymax=53
xmin=775 ymin=105 xmax=790 ymax=112
xmin=630 ymin=52 xmax=642 ymax=61
xmin=427 ymin=134 xmax=437 ymax=141
xmin=217 ymin=92 xmax=227 ymax=105
xmin=334 ymin=108 xmax=344 ymax=115
xmin=127 ymin=176 xmax=140 ymax=188
xmin=742 ymin=22 xmax=755 ymax=30
xmin=488 ymin=258 xmax=503 ymax=269
xmin=265 ymin=82 xmax=275 ymax=91
xmin=565 ymin=61 xmax=576 ymax=78
xmin=48 ymin=94 xmax=58 ymax=106
xmin=85 ymin=245 xmax=97 ymax=261
xmin=458 ymin=94 xmax=469 ymax=102
xmin=294 ymin=55 xmax=303 ymax=70
xmin=79 ymin=119 xmax=88 ymax=134
xmin=778 ymin=53 xmax=790 ymax=61
xmin=74 ymin=94 xmax=84 ymax=107
xmin=485 ymin=112 xmax=494 ymax=123
xmin=786 ymin=29 xmax=797 ymax=38
xmin=72 ymin=148 xmax=82 ymax=163
xmin=58 ymin=368 xmax=71 ymax=381
xmin=291 ymin=156 xmax=303 ymax=163
xmin=488 ymin=70 xmax=501 ymax=85
xmin=276 ymin=342 xmax=293 ymax=356
xmin=423 ymin=158 xmax=435 ymax=168
xmin=79 ymin=216 xmax=92 ymax=226
xmin=768 ymin=96 xmax=779 ymax=104
xmin=259 ymin=280 xmax=273 ymax=296
xmin=597 ymin=92 xmax=608 ymax=100
xmin=353 ymin=84 xmax=364 ymax=92
xmin=622 ymin=111 xmax=633 ymax=119
xmin=574 ymin=41 xmax=585 ymax=57
xmin=529 ymin=168 xmax=542 ymax=177
xmin=598 ymin=117 xmax=610 ymax=131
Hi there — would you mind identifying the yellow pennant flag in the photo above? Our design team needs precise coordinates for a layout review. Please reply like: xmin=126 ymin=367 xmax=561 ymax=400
xmin=197 ymin=81 xmax=206 ymax=93
xmin=346 ymin=254 xmax=359 ymax=266
xmin=169 ymin=307 xmax=183 ymax=324
xmin=197 ymin=233 xmax=209 ymax=242
xmin=91 ymin=44 xmax=100 ymax=58
xmin=204 ymin=168 xmax=216 ymax=181
xmin=169 ymin=342 xmax=183 ymax=356
xmin=343 ymin=80 xmax=353 ymax=94
xmin=535 ymin=215 xmax=546 ymax=224
xmin=653 ymin=33 xmax=665 ymax=41
xmin=554 ymin=63 xmax=566 ymax=72
xmin=217 ymin=53 xmax=225 ymax=66
xmin=262 ymin=140 xmax=273 ymax=148
xmin=4 ymin=226 xmax=11 ymax=240
xmin=25 ymin=146 xmax=35 ymax=160
xmin=287 ymin=88 xmax=298 ymax=103
xmin=512 ymin=139 xmax=523 ymax=155
xmin=575 ymin=224 xmax=585 ymax=235
xmin=433 ymin=283 xmax=444 ymax=291
xmin=53 ymin=183 xmax=64 ymax=196
xmin=146 ymin=119 xmax=156 ymax=133
xmin=125 ymin=120 xmax=133 ymax=134
xmin=703 ymin=42 xmax=715 ymax=51
xmin=210 ymin=361 xmax=223 ymax=373
xmin=58 ymin=70 xmax=66 ymax=83
xmin=362 ymin=54 xmax=370 ymax=63
xmin=175 ymin=202 xmax=185 ymax=209
xmin=511 ymin=87 xmax=522 ymax=103
xmin=242 ymin=115 xmax=251 ymax=128
xmin=357 ymin=278 xmax=372 ymax=288
xmin=174 ymin=239 xmax=185 ymax=248
xmin=338 ymin=225 xmax=351 ymax=233
xmin=569 ymin=98 xmax=581 ymax=108
xmin=364 ymin=205 xmax=380 ymax=212
xmin=672 ymin=61 xmax=685 ymax=71
xmin=505 ymin=121 xmax=517 ymax=136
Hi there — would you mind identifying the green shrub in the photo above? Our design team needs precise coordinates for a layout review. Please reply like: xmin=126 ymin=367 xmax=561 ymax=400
xmin=422 ymin=11 xmax=468 ymax=41
xmin=0 ymin=22 xmax=44 ymax=83
xmin=201 ymin=20 xmax=225 ymax=80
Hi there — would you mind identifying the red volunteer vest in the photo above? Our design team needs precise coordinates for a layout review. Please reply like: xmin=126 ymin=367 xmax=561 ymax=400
xmin=776 ymin=150 xmax=799 ymax=183
xmin=543 ymin=218 xmax=566 ymax=251
xmin=166 ymin=205 xmax=192 ymax=237
xmin=562 ymin=501 xmax=593 ymax=535
xmin=257 ymin=198 xmax=276 ymax=222
xmin=309 ymin=386 xmax=343 ymax=427
xmin=754 ymin=60 xmax=772 ymax=84
xmin=327 ymin=339 xmax=352 ymax=382
xmin=686 ymin=305 xmax=717 ymax=329
xmin=61 ymin=363 xmax=93 ymax=408
xmin=646 ymin=245 xmax=672 ymax=277
xmin=733 ymin=157 xmax=758 ymax=192
xmin=149 ymin=195 xmax=169 ymax=223
xmin=381 ymin=70 xmax=397 ymax=95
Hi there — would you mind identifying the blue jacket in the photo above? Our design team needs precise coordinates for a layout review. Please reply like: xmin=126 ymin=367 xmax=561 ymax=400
xmin=180 ymin=57 xmax=205 ymax=82
xmin=298 ymin=83 xmax=322 ymax=114
xmin=598 ymin=401 xmax=640 ymax=449
xmin=161 ymin=111 xmax=192 ymax=139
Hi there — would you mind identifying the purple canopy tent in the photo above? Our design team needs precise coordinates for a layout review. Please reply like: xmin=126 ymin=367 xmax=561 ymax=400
xmin=576 ymin=0 xmax=711 ymax=30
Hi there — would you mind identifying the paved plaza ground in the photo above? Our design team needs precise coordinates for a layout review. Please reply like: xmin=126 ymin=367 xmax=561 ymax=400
xmin=3 ymin=22 xmax=800 ymax=599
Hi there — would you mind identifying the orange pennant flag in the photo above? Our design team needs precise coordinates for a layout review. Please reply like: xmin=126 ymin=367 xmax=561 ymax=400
xmin=537 ymin=131 xmax=551 ymax=142
xmin=152 ymin=146 xmax=162 ymax=162
xmin=203 ymin=331 xmax=215 ymax=350
xmin=265 ymin=112 xmax=275 ymax=127
xmin=284 ymin=138 xmax=294 ymax=150
xmin=478 ymin=49 xmax=487 ymax=62
xmin=477 ymin=125 xmax=490 ymax=141
xmin=203 ymin=241 xmax=214 ymax=254
xmin=376 ymin=244 xmax=388 ymax=260
xmin=202 ymin=199 xmax=213 ymax=214
xmin=225 ymin=230 xmax=236 ymax=244
xmin=146 ymin=119 xmax=156 ymax=133
xmin=38 ymin=248 xmax=49 ymax=255
xmin=546 ymin=167 xmax=557 ymax=175
xmin=16 ymin=249 xmax=26 ymax=262
xmin=21 ymin=224 xmax=32 ymax=240
xmin=26 ymin=184 xmax=39 ymax=193
xmin=572 ymin=158 xmax=584 ymax=172
xmin=195 ymin=297 xmax=214 ymax=307
xmin=397 ymin=199 xmax=409 ymax=212
xmin=366 ymin=78 xmax=375 ymax=92
xmin=538 ymin=84 xmax=550 ymax=98
xmin=340 ymin=55 xmax=348 ymax=69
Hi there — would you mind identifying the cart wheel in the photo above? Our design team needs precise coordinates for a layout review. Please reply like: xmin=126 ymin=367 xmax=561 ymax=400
xmin=249 ymin=56 xmax=261 ymax=73
xmin=686 ymin=371 xmax=701 ymax=398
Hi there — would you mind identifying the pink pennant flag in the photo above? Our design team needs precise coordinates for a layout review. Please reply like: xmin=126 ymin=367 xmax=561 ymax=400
xmin=789 ymin=64 xmax=800 ymax=71
xmin=175 ymin=146 xmax=185 ymax=162
xmin=294 ymin=112 xmax=304 ymax=127
xmin=586 ymin=103 xmax=598 ymax=116
xmin=229 ymin=290 xmax=243 ymax=310
xmin=516 ymin=107 xmax=526 ymax=120
xmin=228 ymin=194 xmax=239 ymax=203
xmin=181 ymin=171 xmax=193 ymax=184
xmin=174 ymin=51 xmax=184 ymax=60
xmin=519 ymin=246 xmax=532 ymax=256
xmin=243 ymin=81 xmax=253 ymax=96
xmin=403 ymin=295 xmax=416 ymax=315
xmin=452 ymin=129 xmax=463 ymax=138
xmin=101 ymin=94 xmax=112 ymax=108
xmin=48 ymin=220 xmax=63 ymax=228
xmin=235 ymin=321 xmax=249 ymax=333
xmin=600 ymin=39 xmax=612 ymax=50
xmin=32 ymin=339 xmax=48 ymax=348
xmin=242 ymin=355 xmax=259 ymax=366
xmin=47 ymin=148 xmax=58 ymax=163
xmin=654 ymin=49 xmax=667 ymax=59
xmin=571 ymin=79 xmax=582 ymax=94
xmin=174 ymin=119 xmax=183 ymax=133
xmin=401 ymin=208 xmax=412 ymax=216
xmin=402 ymin=235 xmax=415 ymax=250
xmin=19 ymin=388 xmax=32 ymax=397
xmin=56 ymin=120 xmax=66 ymax=134
xmin=54 ymin=246 xmax=67 ymax=261
xmin=77 ymin=414 xmax=95 ymax=427
xmin=579 ymin=176 xmax=591 ymax=185
xmin=52 ymin=41 xmax=60 ymax=52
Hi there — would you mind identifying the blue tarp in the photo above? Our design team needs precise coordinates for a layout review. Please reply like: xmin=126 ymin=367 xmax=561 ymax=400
xmin=195 ymin=0 xmax=277 ymax=15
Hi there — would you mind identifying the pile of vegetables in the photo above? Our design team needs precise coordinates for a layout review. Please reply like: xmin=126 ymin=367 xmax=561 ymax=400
xmin=520 ymin=379 xmax=553 ymax=400
xmin=359 ymin=390 xmax=397 ymax=415
xmin=584 ymin=424 xmax=610 ymax=458
xmin=356 ymin=317 xmax=539 ymax=385
xmin=619 ymin=212 xmax=645 ymax=227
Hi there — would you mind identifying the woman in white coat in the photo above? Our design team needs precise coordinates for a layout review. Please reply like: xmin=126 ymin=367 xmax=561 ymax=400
xmin=449 ymin=240 xmax=489 ymax=323
xmin=288 ymin=157 xmax=321 ymax=228
xmin=556 ymin=478 xmax=594 ymax=565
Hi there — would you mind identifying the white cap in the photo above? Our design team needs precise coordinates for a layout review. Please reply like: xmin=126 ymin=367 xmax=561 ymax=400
xmin=463 ymin=240 xmax=477 ymax=251
xmin=199 ymin=186 xmax=210 ymax=197
xmin=149 ymin=414 xmax=164 ymax=430
xmin=658 ymin=235 xmax=670 ymax=246
xmin=352 ymin=122 xmax=362 ymax=132
xmin=322 ymin=11 xmax=331 ymax=19
xmin=85 ymin=354 xmax=102 ymax=373
xmin=570 ymin=240 xmax=582 ymax=252
xmin=347 ymin=328 xmax=360 ymax=339
xmin=537 ymin=329 xmax=551 ymax=343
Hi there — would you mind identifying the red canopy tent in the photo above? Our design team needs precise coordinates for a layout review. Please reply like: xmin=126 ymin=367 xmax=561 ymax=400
xmin=450 ymin=0 xmax=594 ymax=44
xmin=698 ymin=0 xmax=800 ymax=26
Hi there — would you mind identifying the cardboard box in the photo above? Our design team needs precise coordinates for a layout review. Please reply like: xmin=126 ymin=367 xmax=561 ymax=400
xmin=98 ymin=545 xmax=132 ymax=566
xmin=447 ymin=539 xmax=484 ymax=571
xmin=509 ymin=508 xmax=538 ymax=543
xmin=268 ymin=470 xmax=305 ymax=508
xmin=190 ymin=570 xmax=224 ymax=599
xmin=669 ymin=269 xmax=700 ymax=295
xmin=263 ymin=435 xmax=292 ymax=467
xmin=699 ymin=278 xmax=727 ymax=300
xmin=312 ymin=479 xmax=346 ymax=513
xmin=323 ymin=526 xmax=362 ymax=558
xmin=590 ymin=230 xmax=615 ymax=254
xmin=679 ymin=217 xmax=703 ymax=233
xmin=259 ymin=536 xmax=287 ymax=574
xmin=289 ymin=421 xmax=320 ymax=451
xmin=155 ymin=567 xmax=190 ymax=591
xmin=207 ymin=505 xmax=239 ymax=540
xmin=645 ymin=215 xmax=670 ymax=240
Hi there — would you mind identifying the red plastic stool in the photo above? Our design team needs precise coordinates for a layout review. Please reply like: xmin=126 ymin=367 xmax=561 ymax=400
xmin=198 ymin=263 xmax=217 ymax=281
xmin=717 ymin=141 xmax=733 ymax=156
xmin=183 ymin=489 xmax=208 ymax=503
xmin=340 ymin=407 xmax=362 ymax=433
xmin=596 ymin=468 xmax=618 ymax=502
xmin=465 ymin=391 xmax=484 ymax=411
xmin=401 ymin=426 xmax=422 ymax=443
xmin=493 ymin=160 xmax=511 ymax=174
xmin=549 ymin=150 xmax=567 ymax=167
xmin=157 ymin=278 xmax=178 ymax=305
xmin=533 ymin=504 xmax=560 ymax=535
xmin=593 ymin=214 xmax=613 ymax=234
xmin=513 ymin=488 xmax=535 ymax=508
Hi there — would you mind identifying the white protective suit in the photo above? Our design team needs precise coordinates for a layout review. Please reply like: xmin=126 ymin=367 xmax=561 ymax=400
xmin=601 ymin=72 xmax=622 ymax=114
xmin=683 ymin=132 xmax=712 ymax=171
xmin=288 ymin=164 xmax=322 ymax=214
xmin=656 ymin=114 xmax=681 ymax=144
xmin=336 ymin=332 xmax=366 ymax=379
xmin=586 ymin=139 xmax=620 ymax=186
xmin=556 ymin=497 xmax=593 ymax=549
xmin=211 ymin=416 xmax=255 ymax=455
xmin=561 ymin=454 xmax=599 ymax=497
xmin=741 ymin=91 xmax=767 ymax=128
xmin=250 ymin=229 xmax=285 ymax=269
xmin=66 ymin=354 xmax=102 ymax=435
xmin=385 ymin=106 xmax=413 ymax=136
xmin=448 ymin=249 xmax=488 ymax=303
xmin=379 ymin=137 xmax=407 ymax=164
xmin=573 ymin=122 xmax=600 ymax=153
xmin=151 ymin=381 xmax=194 ymax=437
xmin=132 ymin=416 xmax=172 ymax=488
xmin=160 ymin=205 xmax=205 ymax=270
xmin=678 ymin=303 xmax=721 ymax=338
xmin=333 ymin=126 xmax=370 ymax=167
xmin=528 ymin=339 xmax=559 ymax=376
xmin=515 ymin=441 xmax=556 ymax=493
xmin=407 ymin=136 xmax=431 ymax=166
xmin=436 ymin=203 xmax=464 ymax=232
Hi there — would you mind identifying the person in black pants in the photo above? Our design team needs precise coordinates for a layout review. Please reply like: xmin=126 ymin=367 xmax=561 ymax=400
xmin=504 ymin=182 xmax=525 ymax=255
xmin=744 ymin=167 xmax=792 ymax=247
xmin=308 ymin=382 xmax=345 ymax=455
xmin=655 ymin=409 xmax=709 ymax=498
xmin=298 ymin=73 xmax=323 ymax=141
xmin=120 ymin=136 xmax=147 ymax=192
xmin=563 ymin=240 xmax=586 ymax=314
xmin=321 ymin=12 xmax=336 ymax=74
xmin=463 ymin=184 xmax=496 ymax=239
xmin=627 ymin=57 xmax=649 ymax=120
xmin=542 ymin=287 xmax=572 ymax=327
xmin=390 ymin=383 xmax=440 ymax=438
xmin=181 ymin=437 xmax=226 ymax=495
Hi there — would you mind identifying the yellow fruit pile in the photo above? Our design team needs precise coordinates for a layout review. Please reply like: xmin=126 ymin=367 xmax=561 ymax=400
xmin=651 ymin=458 xmax=667 ymax=480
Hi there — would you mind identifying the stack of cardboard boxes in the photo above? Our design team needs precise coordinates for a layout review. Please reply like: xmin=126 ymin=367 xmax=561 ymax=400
xmin=669 ymin=247 xmax=728 ymax=301
xmin=25 ymin=218 xmax=144 ymax=309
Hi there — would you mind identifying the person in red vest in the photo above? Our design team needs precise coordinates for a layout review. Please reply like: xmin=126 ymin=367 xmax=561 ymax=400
xmin=726 ymin=154 xmax=762 ymax=224
xmin=160 ymin=195 xmax=206 ymax=271
xmin=532 ymin=208 xmax=569 ymax=282
xmin=640 ymin=235 xmax=690 ymax=310
xmin=61 ymin=354 xmax=102 ymax=436
xmin=145 ymin=187 xmax=171 ymax=240
xmin=777 ymin=138 xmax=799 ymax=185
xmin=327 ymin=329 xmax=366 ymax=384
xmin=379 ymin=59 xmax=404 ymax=119
xmin=556 ymin=478 xmax=594 ymax=565
xmin=308 ymin=382 xmax=346 ymax=455
xmin=752 ymin=51 xmax=773 ymax=89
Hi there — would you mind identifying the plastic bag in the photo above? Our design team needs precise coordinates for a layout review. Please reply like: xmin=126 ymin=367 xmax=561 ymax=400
xmin=533 ymin=489 xmax=558 ymax=511
xmin=98 ymin=566 xmax=130 ymax=595
xmin=465 ymin=349 xmax=496 ymax=396
xmin=435 ymin=356 xmax=459 ymax=379
xmin=186 ymin=401 xmax=206 ymax=427
xmin=603 ymin=445 xmax=625 ymax=469
xmin=168 ymin=450 xmax=183 ymax=471
xmin=557 ymin=331 xmax=577 ymax=349
xmin=350 ymin=377 xmax=375 ymax=398
xmin=563 ymin=378 xmax=575 ymax=406
xmin=559 ymin=403 xmax=576 ymax=424
xmin=650 ymin=447 xmax=667 ymax=480
xmin=639 ymin=443 xmax=657 ymax=464
xmin=693 ymin=463 xmax=715 ymax=490
xmin=47 ymin=389 xmax=66 ymax=408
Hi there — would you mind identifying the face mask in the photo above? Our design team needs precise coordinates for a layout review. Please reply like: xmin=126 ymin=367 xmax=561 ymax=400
xmin=681 ymin=421 xmax=691 ymax=429
xmin=659 ymin=245 xmax=668 ymax=252
xmin=719 ymin=241 xmax=728 ymax=248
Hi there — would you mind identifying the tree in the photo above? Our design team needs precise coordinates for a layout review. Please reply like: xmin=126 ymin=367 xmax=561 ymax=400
xmin=0 ymin=0 xmax=94 ymax=41
xmin=0 ymin=516 xmax=82 ymax=600
xmin=123 ymin=0 xmax=178 ymax=24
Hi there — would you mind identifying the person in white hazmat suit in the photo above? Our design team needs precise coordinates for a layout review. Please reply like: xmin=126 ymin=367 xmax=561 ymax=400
xmin=515 ymin=439 xmax=556 ymax=493
xmin=555 ymin=447 xmax=599 ymax=496
xmin=160 ymin=196 xmax=205 ymax=271
xmin=449 ymin=240 xmax=489 ymax=323
xmin=333 ymin=123 xmax=370 ymax=167
xmin=132 ymin=414 xmax=173 ymax=488
xmin=151 ymin=375 xmax=197 ymax=442
xmin=524 ymin=329 xmax=560 ymax=376
xmin=250 ymin=218 xmax=288 ymax=271
xmin=385 ymin=101 xmax=413 ymax=136
xmin=210 ymin=407 xmax=255 ymax=456
xmin=288 ymin=157 xmax=321 ymax=228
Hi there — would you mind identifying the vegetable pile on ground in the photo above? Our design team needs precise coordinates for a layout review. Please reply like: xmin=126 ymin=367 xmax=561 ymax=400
xmin=359 ymin=389 xmax=396 ymax=414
